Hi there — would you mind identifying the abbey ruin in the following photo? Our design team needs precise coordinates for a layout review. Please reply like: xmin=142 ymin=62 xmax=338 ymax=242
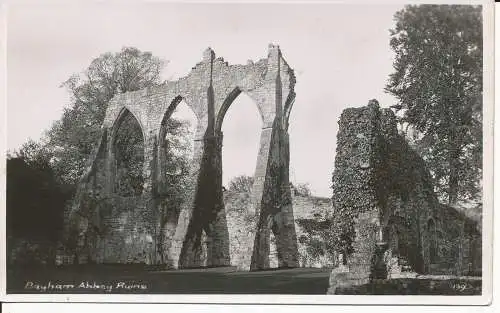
xmin=67 ymin=46 xmax=481 ymax=286
xmin=328 ymin=100 xmax=481 ymax=293
xmin=69 ymin=45 xmax=299 ymax=271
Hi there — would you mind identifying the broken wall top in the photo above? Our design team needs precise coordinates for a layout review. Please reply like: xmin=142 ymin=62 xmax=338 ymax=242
xmin=101 ymin=44 xmax=296 ymax=143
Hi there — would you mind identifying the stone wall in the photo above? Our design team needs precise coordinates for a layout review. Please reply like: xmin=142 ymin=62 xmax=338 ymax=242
xmin=224 ymin=189 xmax=334 ymax=270
xmin=68 ymin=45 xmax=300 ymax=271
xmin=328 ymin=100 xmax=481 ymax=294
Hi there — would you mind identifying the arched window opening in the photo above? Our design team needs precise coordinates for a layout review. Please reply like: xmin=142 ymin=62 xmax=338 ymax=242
xmin=220 ymin=91 xmax=262 ymax=268
xmin=114 ymin=110 xmax=144 ymax=197
xmin=161 ymin=100 xmax=197 ymax=165
xmin=158 ymin=99 xmax=197 ymax=250
xmin=159 ymin=101 xmax=196 ymax=183
xmin=221 ymin=92 xmax=261 ymax=192
xmin=158 ymin=100 xmax=196 ymax=195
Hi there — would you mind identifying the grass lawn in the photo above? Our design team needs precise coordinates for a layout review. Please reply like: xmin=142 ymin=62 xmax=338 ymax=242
xmin=7 ymin=264 xmax=332 ymax=294
xmin=7 ymin=264 xmax=482 ymax=295
xmin=335 ymin=277 xmax=482 ymax=295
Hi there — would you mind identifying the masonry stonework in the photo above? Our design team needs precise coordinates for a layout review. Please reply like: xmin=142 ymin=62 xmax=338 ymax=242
xmin=328 ymin=100 xmax=481 ymax=294
xmin=224 ymin=189 xmax=334 ymax=270
xmin=68 ymin=45 xmax=299 ymax=270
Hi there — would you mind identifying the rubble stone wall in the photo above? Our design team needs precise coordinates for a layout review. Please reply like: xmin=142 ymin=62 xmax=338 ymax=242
xmin=224 ymin=190 xmax=333 ymax=270
xmin=328 ymin=100 xmax=481 ymax=294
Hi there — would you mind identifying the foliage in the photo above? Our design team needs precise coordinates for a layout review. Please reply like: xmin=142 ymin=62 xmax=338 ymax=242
xmin=385 ymin=5 xmax=483 ymax=204
xmin=45 ymin=47 xmax=166 ymax=187
xmin=296 ymin=210 xmax=354 ymax=264
xmin=6 ymin=144 xmax=71 ymax=243
xmin=292 ymin=183 xmax=313 ymax=197
xmin=114 ymin=112 xmax=145 ymax=196
xmin=228 ymin=175 xmax=254 ymax=193
xmin=157 ymin=117 xmax=194 ymax=227
xmin=7 ymin=47 xmax=193 ymax=264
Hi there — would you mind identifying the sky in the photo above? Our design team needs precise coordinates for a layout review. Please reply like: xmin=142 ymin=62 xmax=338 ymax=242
xmin=6 ymin=1 xmax=404 ymax=197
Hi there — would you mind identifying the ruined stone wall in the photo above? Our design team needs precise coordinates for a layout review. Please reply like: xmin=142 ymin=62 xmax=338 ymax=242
xmin=328 ymin=100 xmax=481 ymax=293
xmin=224 ymin=190 xmax=333 ymax=270
xmin=69 ymin=45 xmax=299 ymax=270
xmin=432 ymin=204 xmax=482 ymax=275
xmin=331 ymin=100 xmax=383 ymax=284
xmin=377 ymin=104 xmax=481 ymax=276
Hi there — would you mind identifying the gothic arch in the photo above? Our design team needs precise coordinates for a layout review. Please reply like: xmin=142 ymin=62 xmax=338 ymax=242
xmin=215 ymin=87 xmax=264 ymax=133
xmin=108 ymin=107 xmax=146 ymax=197
xmin=109 ymin=106 xmax=146 ymax=149
xmin=158 ymin=96 xmax=188 ymax=141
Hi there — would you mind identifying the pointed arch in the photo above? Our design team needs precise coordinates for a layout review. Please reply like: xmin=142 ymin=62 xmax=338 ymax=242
xmin=157 ymin=95 xmax=198 ymax=160
xmin=111 ymin=107 xmax=146 ymax=197
xmin=215 ymin=87 xmax=264 ymax=133
xmin=157 ymin=95 xmax=200 ymax=141
xmin=158 ymin=96 xmax=184 ymax=143
xmin=110 ymin=107 xmax=146 ymax=149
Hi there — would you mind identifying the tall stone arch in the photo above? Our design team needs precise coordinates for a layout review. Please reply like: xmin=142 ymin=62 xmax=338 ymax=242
xmin=70 ymin=44 xmax=299 ymax=270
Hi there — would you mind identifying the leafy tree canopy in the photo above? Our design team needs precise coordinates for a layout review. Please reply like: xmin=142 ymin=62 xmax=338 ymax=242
xmin=45 ymin=47 xmax=166 ymax=187
xmin=7 ymin=141 xmax=71 ymax=242
xmin=7 ymin=47 xmax=193 ymax=249
xmin=385 ymin=4 xmax=482 ymax=204
xmin=228 ymin=175 xmax=255 ymax=193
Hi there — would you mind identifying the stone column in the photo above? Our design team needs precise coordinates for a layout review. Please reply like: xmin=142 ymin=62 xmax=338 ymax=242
xmin=250 ymin=122 xmax=298 ymax=270
xmin=177 ymin=132 xmax=230 ymax=268
xmin=248 ymin=45 xmax=299 ymax=271
xmin=273 ymin=131 xmax=299 ymax=268
xmin=104 ymin=130 xmax=117 ymax=195
xmin=205 ymin=131 xmax=231 ymax=267
xmin=142 ymin=132 xmax=158 ymax=195
xmin=172 ymin=48 xmax=230 ymax=268
xmin=168 ymin=126 xmax=207 ymax=268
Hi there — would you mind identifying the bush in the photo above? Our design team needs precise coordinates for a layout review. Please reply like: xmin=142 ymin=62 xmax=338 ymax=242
xmin=228 ymin=175 xmax=254 ymax=193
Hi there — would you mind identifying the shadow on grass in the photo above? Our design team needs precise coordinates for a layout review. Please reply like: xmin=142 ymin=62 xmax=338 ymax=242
xmin=7 ymin=264 xmax=331 ymax=294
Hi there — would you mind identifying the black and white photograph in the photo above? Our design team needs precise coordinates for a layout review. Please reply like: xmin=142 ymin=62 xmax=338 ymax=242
xmin=0 ymin=0 xmax=494 ymax=305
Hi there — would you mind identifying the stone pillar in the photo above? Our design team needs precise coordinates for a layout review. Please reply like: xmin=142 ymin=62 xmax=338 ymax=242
xmin=168 ymin=126 xmax=206 ymax=268
xmin=250 ymin=123 xmax=298 ymax=270
xmin=173 ymin=48 xmax=231 ymax=268
xmin=205 ymin=131 xmax=231 ymax=267
xmin=142 ymin=132 xmax=158 ymax=195
xmin=155 ymin=125 xmax=180 ymax=267
xmin=177 ymin=132 xmax=230 ymax=268
xmin=205 ymin=194 xmax=231 ymax=267
xmin=249 ymin=45 xmax=299 ymax=270
xmin=104 ymin=129 xmax=116 ymax=195
xmin=273 ymin=131 xmax=299 ymax=268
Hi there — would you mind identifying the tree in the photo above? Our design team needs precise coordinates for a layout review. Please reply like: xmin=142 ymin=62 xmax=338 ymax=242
xmin=113 ymin=112 xmax=145 ymax=196
xmin=7 ymin=47 xmax=194 ymax=265
xmin=296 ymin=211 xmax=354 ymax=266
xmin=45 ymin=47 xmax=166 ymax=188
xmin=7 ymin=141 xmax=71 ymax=244
xmin=385 ymin=5 xmax=482 ymax=204
xmin=228 ymin=175 xmax=254 ymax=193
xmin=292 ymin=183 xmax=312 ymax=197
